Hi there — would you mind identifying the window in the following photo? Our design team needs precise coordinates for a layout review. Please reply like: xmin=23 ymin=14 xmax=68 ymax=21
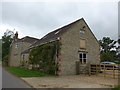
xmin=79 ymin=53 xmax=87 ymax=64
xmin=80 ymin=29 xmax=85 ymax=38
xmin=15 ymin=43 xmax=19 ymax=48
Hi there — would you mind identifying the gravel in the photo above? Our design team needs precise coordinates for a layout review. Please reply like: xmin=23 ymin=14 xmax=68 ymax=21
xmin=22 ymin=74 xmax=118 ymax=88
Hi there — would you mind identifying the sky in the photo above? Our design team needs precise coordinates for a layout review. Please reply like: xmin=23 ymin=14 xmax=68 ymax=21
xmin=0 ymin=1 xmax=118 ymax=41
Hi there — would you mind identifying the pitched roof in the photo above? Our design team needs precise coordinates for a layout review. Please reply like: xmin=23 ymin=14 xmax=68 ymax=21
xmin=21 ymin=36 xmax=39 ymax=43
xmin=30 ymin=18 xmax=83 ymax=47
xmin=13 ymin=36 xmax=39 ymax=44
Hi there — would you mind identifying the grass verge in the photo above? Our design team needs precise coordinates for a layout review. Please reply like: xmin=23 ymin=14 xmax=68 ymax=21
xmin=5 ymin=67 xmax=53 ymax=77
xmin=112 ymin=85 xmax=120 ymax=90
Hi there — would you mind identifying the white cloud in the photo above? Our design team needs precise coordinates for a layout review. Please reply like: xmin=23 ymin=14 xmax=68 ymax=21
xmin=0 ymin=24 xmax=25 ymax=38
xmin=1 ymin=1 xmax=118 ymax=40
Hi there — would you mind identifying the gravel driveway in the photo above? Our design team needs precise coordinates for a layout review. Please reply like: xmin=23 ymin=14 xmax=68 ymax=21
xmin=22 ymin=74 xmax=118 ymax=88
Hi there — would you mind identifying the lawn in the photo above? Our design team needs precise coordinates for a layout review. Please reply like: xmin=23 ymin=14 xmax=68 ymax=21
xmin=5 ymin=67 xmax=50 ymax=77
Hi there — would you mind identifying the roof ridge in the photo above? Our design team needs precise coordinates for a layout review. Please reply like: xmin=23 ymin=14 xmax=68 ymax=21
xmin=42 ymin=18 xmax=83 ymax=38
xmin=48 ymin=18 xmax=83 ymax=34
xmin=30 ymin=18 xmax=83 ymax=47
xmin=21 ymin=36 xmax=39 ymax=40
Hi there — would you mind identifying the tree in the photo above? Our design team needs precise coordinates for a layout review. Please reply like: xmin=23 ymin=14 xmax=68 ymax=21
xmin=118 ymin=39 xmax=120 ymax=44
xmin=2 ymin=30 xmax=14 ymax=61
xmin=116 ymin=39 xmax=120 ymax=62
xmin=99 ymin=37 xmax=117 ymax=62
xmin=99 ymin=37 xmax=117 ymax=53
xmin=100 ymin=50 xmax=116 ymax=62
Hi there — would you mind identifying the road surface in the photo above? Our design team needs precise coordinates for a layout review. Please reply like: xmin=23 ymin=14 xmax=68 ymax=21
xmin=2 ymin=66 xmax=31 ymax=88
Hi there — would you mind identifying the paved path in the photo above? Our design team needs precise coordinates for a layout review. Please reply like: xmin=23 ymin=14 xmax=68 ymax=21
xmin=2 ymin=66 xmax=31 ymax=88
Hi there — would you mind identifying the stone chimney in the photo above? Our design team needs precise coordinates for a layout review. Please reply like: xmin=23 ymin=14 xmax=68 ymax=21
xmin=14 ymin=31 xmax=18 ymax=41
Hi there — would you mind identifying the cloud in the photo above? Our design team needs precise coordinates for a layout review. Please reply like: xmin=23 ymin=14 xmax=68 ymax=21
xmin=0 ymin=2 xmax=2 ymax=25
xmin=119 ymin=1 xmax=120 ymax=39
xmin=1 ymin=2 xmax=118 ymax=40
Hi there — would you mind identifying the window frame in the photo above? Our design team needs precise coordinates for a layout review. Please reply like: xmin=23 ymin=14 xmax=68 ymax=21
xmin=15 ymin=43 xmax=19 ymax=48
xmin=80 ymin=29 xmax=85 ymax=39
xmin=79 ymin=53 xmax=87 ymax=64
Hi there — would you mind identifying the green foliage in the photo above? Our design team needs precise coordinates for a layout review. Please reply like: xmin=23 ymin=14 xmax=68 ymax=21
xmin=2 ymin=30 xmax=14 ymax=61
xmin=5 ymin=67 xmax=50 ymax=77
xmin=3 ymin=55 xmax=8 ymax=61
xmin=99 ymin=37 xmax=117 ymax=62
xmin=99 ymin=37 xmax=117 ymax=53
xmin=29 ymin=41 xmax=61 ymax=74
xmin=112 ymin=85 xmax=120 ymax=90
xmin=100 ymin=51 xmax=116 ymax=62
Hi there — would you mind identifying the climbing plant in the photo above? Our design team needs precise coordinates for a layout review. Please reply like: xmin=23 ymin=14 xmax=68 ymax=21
xmin=29 ymin=40 xmax=61 ymax=74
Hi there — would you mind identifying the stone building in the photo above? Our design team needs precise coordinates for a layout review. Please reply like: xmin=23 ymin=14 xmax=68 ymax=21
xmin=22 ymin=18 xmax=100 ymax=75
xmin=8 ymin=32 xmax=38 ymax=67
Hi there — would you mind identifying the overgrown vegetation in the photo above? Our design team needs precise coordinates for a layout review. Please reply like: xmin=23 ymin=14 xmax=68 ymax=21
xmin=5 ymin=67 xmax=50 ymax=77
xmin=29 ymin=40 xmax=61 ymax=75
xmin=100 ymin=51 xmax=116 ymax=62
xmin=2 ymin=30 xmax=14 ymax=65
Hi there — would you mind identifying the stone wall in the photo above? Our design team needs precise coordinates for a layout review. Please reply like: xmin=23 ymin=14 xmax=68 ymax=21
xmin=60 ymin=19 xmax=100 ymax=75
xmin=9 ymin=42 xmax=31 ymax=67
xmin=21 ymin=54 xmax=29 ymax=68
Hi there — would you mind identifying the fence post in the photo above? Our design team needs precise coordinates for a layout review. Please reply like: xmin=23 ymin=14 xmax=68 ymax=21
xmin=89 ymin=63 xmax=91 ymax=76
xmin=113 ymin=65 xmax=115 ymax=79
xmin=96 ymin=64 xmax=97 ymax=76
xmin=104 ymin=64 xmax=106 ymax=78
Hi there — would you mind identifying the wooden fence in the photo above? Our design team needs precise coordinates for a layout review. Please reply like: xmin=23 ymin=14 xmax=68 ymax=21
xmin=89 ymin=64 xmax=120 ymax=79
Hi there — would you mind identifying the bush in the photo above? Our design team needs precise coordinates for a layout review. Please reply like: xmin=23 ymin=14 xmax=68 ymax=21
xmin=100 ymin=51 xmax=116 ymax=62
xmin=2 ymin=55 xmax=9 ymax=66
xmin=3 ymin=55 xmax=8 ymax=61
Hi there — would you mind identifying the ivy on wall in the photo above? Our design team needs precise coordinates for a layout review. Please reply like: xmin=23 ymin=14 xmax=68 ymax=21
xmin=29 ymin=40 xmax=61 ymax=74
